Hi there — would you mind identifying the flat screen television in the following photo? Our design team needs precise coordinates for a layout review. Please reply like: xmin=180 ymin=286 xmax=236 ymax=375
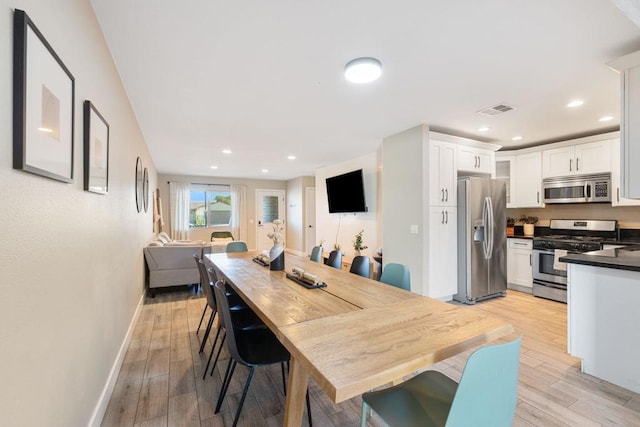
xmin=325 ymin=169 xmax=367 ymax=213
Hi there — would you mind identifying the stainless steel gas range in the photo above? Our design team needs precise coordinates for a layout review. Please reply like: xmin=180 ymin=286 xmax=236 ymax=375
xmin=532 ymin=219 xmax=617 ymax=303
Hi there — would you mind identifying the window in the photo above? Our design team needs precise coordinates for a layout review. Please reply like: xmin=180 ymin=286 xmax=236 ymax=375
xmin=189 ymin=185 xmax=232 ymax=227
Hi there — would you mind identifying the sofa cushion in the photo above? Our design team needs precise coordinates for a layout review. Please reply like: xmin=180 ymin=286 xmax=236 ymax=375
xmin=148 ymin=239 xmax=164 ymax=246
xmin=157 ymin=232 xmax=171 ymax=243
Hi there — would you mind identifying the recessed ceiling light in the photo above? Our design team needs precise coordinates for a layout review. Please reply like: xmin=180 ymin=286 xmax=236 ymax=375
xmin=344 ymin=57 xmax=382 ymax=84
xmin=261 ymin=169 xmax=269 ymax=173
xmin=210 ymin=165 xmax=218 ymax=169
xmin=477 ymin=126 xmax=490 ymax=132
xmin=287 ymin=155 xmax=296 ymax=160
xmin=512 ymin=136 xmax=523 ymax=141
xmin=599 ymin=115 xmax=614 ymax=122
xmin=222 ymin=149 xmax=232 ymax=154
xmin=567 ymin=100 xmax=584 ymax=108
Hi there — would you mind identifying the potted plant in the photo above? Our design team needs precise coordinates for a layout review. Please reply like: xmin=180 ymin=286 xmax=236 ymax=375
xmin=353 ymin=230 xmax=368 ymax=256
xmin=519 ymin=215 xmax=538 ymax=236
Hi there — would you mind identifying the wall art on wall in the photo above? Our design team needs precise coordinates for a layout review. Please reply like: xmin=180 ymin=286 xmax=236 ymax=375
xmin=135 ymin=157 xmax=143 ymax=212
xmin=83 ymin=101 xmax=109 ymax=194
xmin=142 ymin=167 xmax=149 ymax=212
xmin=13 ymin=9 xmax=75 ymax=183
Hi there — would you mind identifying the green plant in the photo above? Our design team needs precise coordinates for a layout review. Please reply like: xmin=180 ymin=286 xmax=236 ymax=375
xmin=353 ymin=229 xmax=368 ymax=252
xmin=519 ymin=215 xmax=538 ymax=224
xmin=507 ymin=217 xmax=516 ymax=226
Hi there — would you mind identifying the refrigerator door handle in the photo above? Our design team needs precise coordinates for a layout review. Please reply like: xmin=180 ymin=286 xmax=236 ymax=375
xmin=482 ymin=197 xmax=490 ymax=259
xmin=486 ymin=196 xmax=494 ymax=259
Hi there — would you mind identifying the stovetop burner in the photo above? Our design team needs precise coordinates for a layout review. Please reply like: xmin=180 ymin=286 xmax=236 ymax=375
xmin=537 ymin=235 xmax=606 ymax=243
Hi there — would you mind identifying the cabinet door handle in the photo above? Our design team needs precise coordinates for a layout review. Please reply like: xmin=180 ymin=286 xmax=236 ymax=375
xmin=529 ymin=254 xmax=532 ymax=266
xmin=537 ymin=191 xmax=540 ymax=203
xmin=441 ymin=211 xmax=445 ymax=224
xmin=441 ymin=188 xmax=445 ymax=202
xmin=445 ymin=188 xmax=448 ymax=202
xmin=478 ymin=156 xmax=481 ymax=169
xmin=569 ymin=158 xmax=572 ymax=171
xmin=445 ymin=211 xmax=449 ymax=224
xmin=617 ymin=187 xmax=620 ymax=202
xmin=576 ymin=158 xmax=579 ymax=171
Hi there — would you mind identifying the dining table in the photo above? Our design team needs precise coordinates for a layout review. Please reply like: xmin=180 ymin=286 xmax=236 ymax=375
xmin=205 ymin=251 xmax=514 ymax=427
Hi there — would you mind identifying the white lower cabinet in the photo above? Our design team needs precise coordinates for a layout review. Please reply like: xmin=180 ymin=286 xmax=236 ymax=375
xmin=428 ymin=207 xmax=457 ymax=298
xmin=507 ymin=238 xmax=533 ymax=292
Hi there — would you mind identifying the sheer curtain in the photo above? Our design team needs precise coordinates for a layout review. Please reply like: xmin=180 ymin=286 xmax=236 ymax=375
xmin=230 ymin=184 xmax=247 ymax=242
xmin=169 ymin=182 xmax=191 ymax=240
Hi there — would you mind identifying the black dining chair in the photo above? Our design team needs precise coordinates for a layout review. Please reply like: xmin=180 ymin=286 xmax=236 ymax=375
xmin=349 ymin=255 xmax=371 ymax=278
xmin=194 ymin=255 xmax=217 ymax=353
xmin=213 ymin=281 xmax=312 ymax=427
xmin=326 ymin=250 xmax=342 ymax=269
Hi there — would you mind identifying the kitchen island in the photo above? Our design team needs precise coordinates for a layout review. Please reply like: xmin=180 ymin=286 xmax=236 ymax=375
xmin=561 ymin=246 xmax=640 ymax=393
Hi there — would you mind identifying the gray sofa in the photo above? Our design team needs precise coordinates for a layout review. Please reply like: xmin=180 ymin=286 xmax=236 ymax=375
xmin=143 ymin=232 xmax=212 ymax=295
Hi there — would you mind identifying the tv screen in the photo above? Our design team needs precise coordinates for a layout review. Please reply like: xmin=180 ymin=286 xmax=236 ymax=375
xmin=325 ymin=169 xmax=367 ymax=213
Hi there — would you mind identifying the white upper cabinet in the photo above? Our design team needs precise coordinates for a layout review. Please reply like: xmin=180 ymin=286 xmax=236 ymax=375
xmin=495 ymin=154 xmax=516 ymax=208
xmin=608 ymin=50 xmax=640 ymax=198
xmin=429 ymin=140 xmax=457 ymax=206
xmin=458 ymin=146 xmax=495 ymax=175
xmin=611 ymin=138 xmax=640 ymax=206
xmin=515 ymin=151 xmax=544 ymax=207
xmin=542 ymin=140 xmax=611 ymax=178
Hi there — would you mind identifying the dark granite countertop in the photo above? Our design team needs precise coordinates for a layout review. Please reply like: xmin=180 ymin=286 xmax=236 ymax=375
xmin=507 ymin=235 xmax=534 ymax=240
xmin=560 ymin=245 xmax=640 ymax=272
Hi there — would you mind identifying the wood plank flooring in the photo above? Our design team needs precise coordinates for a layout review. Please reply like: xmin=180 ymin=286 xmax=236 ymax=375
xmin=102 ymin=288 xmax=640 ymax=426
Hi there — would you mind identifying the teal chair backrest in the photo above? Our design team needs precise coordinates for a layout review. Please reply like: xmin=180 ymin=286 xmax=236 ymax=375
xmin=446 ymin=336 xmax=522 ymax=426
xmin=379 ymin=263 xmax=410 ymax=291
xmin=225 ymin=241 xmax=248 ymax=253
xmin=310 ymin=246 xmax=323 ymax=263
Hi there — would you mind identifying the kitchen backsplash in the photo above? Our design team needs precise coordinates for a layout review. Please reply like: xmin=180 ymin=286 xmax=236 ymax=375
xmin=507 ymin=204 xmax=640 ymax=228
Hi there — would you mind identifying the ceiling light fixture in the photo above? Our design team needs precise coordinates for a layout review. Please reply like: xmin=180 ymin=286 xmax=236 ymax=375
xmin=222 ymin=149 xmax=232 ymax=154
xmin=261 ymin=169 xmax=269 ymax=173
xmin=567 ymin=100 xmax=584 ymax=108
xmin=599 ymin=115 xmax=614 ymax=122
xmin=344 ymin=57 xmax=382 ymax=84
xmin=477 ymin=126 xmax=490 ymax=132
xmin=287 ymin=155 xmax=296 ymax=160
xmin=210 ymin=165 xmax=218 ymax=169
xmin=512 ymin=136 xmax=523 ymax=141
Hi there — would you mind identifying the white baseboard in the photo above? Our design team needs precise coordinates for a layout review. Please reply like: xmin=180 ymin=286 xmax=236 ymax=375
xmin=88 ymin=293 xmax=145 ymax=427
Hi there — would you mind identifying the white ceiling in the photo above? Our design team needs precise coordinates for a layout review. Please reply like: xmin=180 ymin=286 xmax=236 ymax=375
xmin=90 ymin=0 xmax=640 ymax=180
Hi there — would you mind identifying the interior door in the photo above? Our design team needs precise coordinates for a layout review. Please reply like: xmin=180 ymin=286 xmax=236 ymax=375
xmin=305 ymin=187 xmax=316 ymax=255
xmin=256 ymin=189 xmax=286 ymax=252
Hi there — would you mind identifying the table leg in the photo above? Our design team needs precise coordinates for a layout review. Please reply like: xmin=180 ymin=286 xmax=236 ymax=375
xmin=284 ymin=355 xmax=310 ymax=427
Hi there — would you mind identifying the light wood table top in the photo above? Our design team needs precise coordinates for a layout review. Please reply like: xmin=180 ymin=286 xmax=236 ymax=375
xmin=206 ymin=251 xmax=514 ymax=426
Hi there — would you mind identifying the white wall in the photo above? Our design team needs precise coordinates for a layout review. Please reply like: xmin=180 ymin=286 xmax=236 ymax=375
xmin=158 ymin=174 xmax=286 ymax=250
xmin=382 ymin=125 xmax=428 ymax=295
xmin=316 ymin=153 xmax=380 ymax=259
xmin=0 ymin=1 xmax=155 ymax=425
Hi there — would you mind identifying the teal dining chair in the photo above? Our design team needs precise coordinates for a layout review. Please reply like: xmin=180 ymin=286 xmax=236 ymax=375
xmin=379 ymin=263 xmax=411 ymax=291
xmin=310 ymin=245 xmax=323 ymax=263
xmin=225 ymin=241 xmax=248 ymax=252
xmin=361 ymin=336 xmax=522 ymax=427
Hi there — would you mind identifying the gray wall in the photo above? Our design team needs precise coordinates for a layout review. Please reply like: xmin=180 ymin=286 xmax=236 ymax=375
xmin=0 ymin=0 xmax=155 ymax=425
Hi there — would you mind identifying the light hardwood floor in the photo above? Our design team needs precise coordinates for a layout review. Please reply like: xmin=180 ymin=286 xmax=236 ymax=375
xmin=102 ymin=289 xmax=640 ymax=426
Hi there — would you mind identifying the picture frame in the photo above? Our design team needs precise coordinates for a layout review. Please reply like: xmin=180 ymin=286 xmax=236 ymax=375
xmin=142 ymin=167 xmax=149 ymax=212
xmin=135 ymin=157 xmax=143 ymax=212
xmin=13 ymin=9 xmax=75 ymax=183
xmin=83 ymin=101 xmax=109 ymax=194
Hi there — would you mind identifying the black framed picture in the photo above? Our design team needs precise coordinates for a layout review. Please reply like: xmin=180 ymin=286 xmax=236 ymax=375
xmin=13 ymin=9 xmax=75 ymax=183
xmin=83 ymin=101 xmax=109 ymax=194
xmin=135 ymin=157 xmax=143 ymax=212
xmin=142 ymin=167 xmax=149 ymax=212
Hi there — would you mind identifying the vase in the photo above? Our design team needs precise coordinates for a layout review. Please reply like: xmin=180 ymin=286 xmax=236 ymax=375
xmin=523 ymin=223 xmax=535 ymax=236
xmin=269 ymin=243 xmax=285 ymax=271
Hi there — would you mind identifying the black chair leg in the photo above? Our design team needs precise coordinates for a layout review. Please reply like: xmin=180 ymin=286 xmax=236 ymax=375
xmin=199 ymin=311 xmax=216 ymax=353
xmin=202 ymin=325 xmax=222 ymax=380
xmin=281 ymin=362 xmax=287 ymax=395
xmin=306 ymin=388 xmax=313 ymax=427
xmin=210 ymin=333 xmax=227 ymax=376
xmin=215 ymin=359 xmax=237 ymax=413
xmin=232 ymin=367 xmax=255 ymax=427
xmin=196 ymin=303 xmax=207 ymax=335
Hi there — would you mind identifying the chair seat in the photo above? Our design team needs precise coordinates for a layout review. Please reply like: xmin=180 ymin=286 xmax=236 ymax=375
xmin=363 ymin=371 xmax=457 ymax=427
xmin=235 ymin=328 xmax=290 ymax=366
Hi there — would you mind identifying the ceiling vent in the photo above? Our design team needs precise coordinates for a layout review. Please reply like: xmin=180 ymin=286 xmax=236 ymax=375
xmin=477 ymin=103 xmax=515 ymax=116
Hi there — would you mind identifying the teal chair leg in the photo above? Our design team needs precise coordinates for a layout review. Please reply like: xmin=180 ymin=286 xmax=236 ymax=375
xmin=360 ymin=402 xmax=368 ymax=427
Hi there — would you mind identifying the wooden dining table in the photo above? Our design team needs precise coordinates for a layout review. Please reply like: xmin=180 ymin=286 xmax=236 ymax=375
xmin=205 ymin=251 xmax=514 ymax=426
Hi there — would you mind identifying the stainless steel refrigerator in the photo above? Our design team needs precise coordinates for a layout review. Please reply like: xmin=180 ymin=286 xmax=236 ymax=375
xmin=454 ymin=177 xmax=507 ymax=304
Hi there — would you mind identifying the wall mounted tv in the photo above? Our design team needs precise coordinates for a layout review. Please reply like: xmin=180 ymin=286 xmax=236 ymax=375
xmin=325 ymin=169 xmax=367 ymax=213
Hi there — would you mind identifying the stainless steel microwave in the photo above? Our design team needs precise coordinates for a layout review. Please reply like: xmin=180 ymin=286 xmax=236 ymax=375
xmin=542 ymin=173 xmax=611 ymax=204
